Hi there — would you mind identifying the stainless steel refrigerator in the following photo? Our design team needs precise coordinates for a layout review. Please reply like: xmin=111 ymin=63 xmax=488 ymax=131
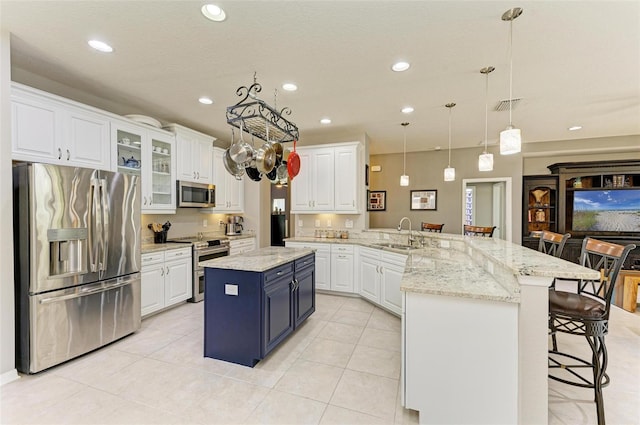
xmin=13 ymin=163 xmax=142 ymax=373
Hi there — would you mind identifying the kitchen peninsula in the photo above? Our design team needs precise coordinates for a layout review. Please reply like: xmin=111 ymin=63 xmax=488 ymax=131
xmin=286 ymin=231 xmax=599 ymax=425
xmin=200 ymin=247 xmax=315 ymax=367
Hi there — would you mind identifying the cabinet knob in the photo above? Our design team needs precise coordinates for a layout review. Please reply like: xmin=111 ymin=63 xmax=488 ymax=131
xmin=197 ymin=172 xmax=200 ymax=179
xmin=57 ymin=148 xmax=62 ymax=160
xmin=160 ymin=268 xmax=164 ymax=276
xmin=166 ymin=266 xmax=170 ymax=275
xmin=66 ymin=149 xmax=70 ymax=160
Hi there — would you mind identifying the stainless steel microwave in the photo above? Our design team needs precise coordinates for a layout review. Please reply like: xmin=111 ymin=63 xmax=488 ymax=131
xmin=177 ymin=181 xmax=215 ymax=208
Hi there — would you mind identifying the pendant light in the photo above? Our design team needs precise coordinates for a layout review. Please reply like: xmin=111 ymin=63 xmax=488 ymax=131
xmin=479 ymin=66 xmax=495 ymax=172
xmin=444 ymin=103 xmax=456 ymax=182
xmin=499 ymin=7 xmax=523 ymax=155
xmin=400 ymin=122 xmax=410 ymax=186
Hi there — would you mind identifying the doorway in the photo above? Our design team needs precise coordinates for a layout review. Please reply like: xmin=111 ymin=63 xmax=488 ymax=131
xmin=462 ymin=177 xmax=512 ymax=242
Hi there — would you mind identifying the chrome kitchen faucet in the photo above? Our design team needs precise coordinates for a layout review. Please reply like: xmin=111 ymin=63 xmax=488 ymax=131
xmin=398 ymin=217 xmax=415 ymax=246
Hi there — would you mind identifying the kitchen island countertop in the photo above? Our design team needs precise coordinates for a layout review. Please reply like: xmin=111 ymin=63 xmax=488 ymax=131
xmin=201 ymin=246 xmax=314 ymax=272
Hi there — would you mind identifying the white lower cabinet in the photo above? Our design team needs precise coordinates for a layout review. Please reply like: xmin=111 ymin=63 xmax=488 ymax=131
xmin=358 ymin=246 xmax=407 ymax=315
xmin=286 ymin=242 xmax=331 ymax=290
xmin=141 ymin=247 xmax=192 ymax=317
xmin=229 ymin=237 xmax=256 ymax=255
xmin=330 ymin=244 xmax=355 ymax=293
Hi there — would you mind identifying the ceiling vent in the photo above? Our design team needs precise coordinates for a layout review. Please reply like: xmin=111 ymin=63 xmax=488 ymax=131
xmin=495 ymin=98 xmax=521 ymax=112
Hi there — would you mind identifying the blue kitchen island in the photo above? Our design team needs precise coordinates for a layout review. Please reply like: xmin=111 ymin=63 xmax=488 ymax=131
xmin=200 ymin=247 xmax=315 ymax=367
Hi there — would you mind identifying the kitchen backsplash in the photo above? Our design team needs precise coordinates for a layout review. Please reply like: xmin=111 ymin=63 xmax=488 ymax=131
xmin=142 ymin=209 xmax=229 ymax=242
xmin=293 ymin=213 xmax=365 ymax=237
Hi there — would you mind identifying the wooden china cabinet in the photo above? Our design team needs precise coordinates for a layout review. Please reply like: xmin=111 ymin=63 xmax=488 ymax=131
xmin=522 ymin=175 xmax=559 ymax=254
xmin=522 ymin=160 xmax=640 ymax=269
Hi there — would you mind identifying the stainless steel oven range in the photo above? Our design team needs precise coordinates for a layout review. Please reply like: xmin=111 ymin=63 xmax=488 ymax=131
xmin=167 ymin=237 xmax=230 ymax=302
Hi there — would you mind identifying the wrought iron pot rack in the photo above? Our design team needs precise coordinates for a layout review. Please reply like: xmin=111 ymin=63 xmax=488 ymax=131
xmin=226 ymin=80 xmax=299 ymax=143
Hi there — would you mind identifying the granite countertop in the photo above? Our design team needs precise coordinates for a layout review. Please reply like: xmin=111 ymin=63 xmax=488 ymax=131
xmin=226 ymin=234 xmax=256 ymax=241
xmin=201 ymin=247 xmax=314 ymax=272
xmin=142 ymin=243 xmax=192 ymax=254
xmin=286 ymin=231 xmax=599 ymax=303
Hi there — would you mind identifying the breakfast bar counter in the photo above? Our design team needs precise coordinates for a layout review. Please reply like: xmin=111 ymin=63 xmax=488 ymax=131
xmin=399 ymin=234 xmax=598 ymax=425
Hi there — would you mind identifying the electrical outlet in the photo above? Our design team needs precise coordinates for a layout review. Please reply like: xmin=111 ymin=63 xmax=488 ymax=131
xmin=441 ymin=240 xmax=450 ymax=248
xmin=327 ymin=220 xmax=332 ymax=227
xmin=202 ymin=219 xmax=207 ymax=227
xmin=345 ymin=219 xmax=353 ymax=229
xmin=315 ymin=219 xmax=320 ymax=227
xmin=298 ymin=219 xmax=303 ymax=227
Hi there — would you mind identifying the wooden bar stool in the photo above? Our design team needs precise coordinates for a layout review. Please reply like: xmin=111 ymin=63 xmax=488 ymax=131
xmin=537 ymin=230 xmax=571 ymax=257
xmin=421 ymin=223 xmax=444 ymax=233
xmin=548 ymin=237 xmax=635 ymax=425
xmin=463 ymin=225 xmax=496 ymax=237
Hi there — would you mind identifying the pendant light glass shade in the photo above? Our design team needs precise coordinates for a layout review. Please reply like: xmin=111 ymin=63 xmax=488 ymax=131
xmin=478 ymin=153 xmax=494 ymax=172
xmin=444 ymin=102 xmax=456 ymax=182
xmin=444 ymin=167 xmax=455 ymax=181
xmin=479 ymin=66 xmax=495 ymax=172
xmin=400 ymin=122 xmax=410 ymax=186
xmin=500 ymin=8 xmax=523 ymax=155
xmin=500 ymin=126 xmax=521 ymax=154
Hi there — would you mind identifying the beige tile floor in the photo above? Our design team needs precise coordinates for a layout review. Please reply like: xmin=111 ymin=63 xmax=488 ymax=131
xmin=1 ymin=293 xmax=638 ymax=425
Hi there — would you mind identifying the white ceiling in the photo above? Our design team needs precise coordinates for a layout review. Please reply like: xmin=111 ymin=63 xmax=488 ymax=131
xmin=2 ymin=1 xmax=639 ymax=155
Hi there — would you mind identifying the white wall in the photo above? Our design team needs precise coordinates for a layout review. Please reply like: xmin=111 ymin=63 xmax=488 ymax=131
xmin=1 ymin=29 xmax=18 ymax=384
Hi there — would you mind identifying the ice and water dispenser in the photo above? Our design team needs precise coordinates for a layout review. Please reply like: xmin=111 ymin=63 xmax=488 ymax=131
xmin=47 ymin=228 xmax=88 ymax=276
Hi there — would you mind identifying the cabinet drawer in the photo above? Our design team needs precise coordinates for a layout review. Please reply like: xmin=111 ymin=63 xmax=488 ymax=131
xmin=331 ymin=244 xmax=354 ymax=254
xmin=264 ymin=262 xmax=294 ymax=285
xmin=295 ymin=254 xmax=315 ymax=270
xmin=142 ymin=252 xmax=164 ymax=265
xmin=165 ymin=247 xmax=192 ymax=260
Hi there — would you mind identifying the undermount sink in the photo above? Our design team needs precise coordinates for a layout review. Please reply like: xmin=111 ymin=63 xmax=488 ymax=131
xmin=375 ymin=242 xmax=419 ymax=250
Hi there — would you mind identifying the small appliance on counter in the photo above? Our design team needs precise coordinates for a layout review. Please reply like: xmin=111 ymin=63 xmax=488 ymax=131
xmin=226 ymin=215 xmax=244 ymax=235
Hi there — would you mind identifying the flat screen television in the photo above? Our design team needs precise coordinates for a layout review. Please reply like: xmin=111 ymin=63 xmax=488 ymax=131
xmin=572 ymin=189 xmax=640 ymax=233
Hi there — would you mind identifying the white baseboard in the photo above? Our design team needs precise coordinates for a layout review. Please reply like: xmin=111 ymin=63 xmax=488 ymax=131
xmin=0 ymin=368 xmax=20 ymax=386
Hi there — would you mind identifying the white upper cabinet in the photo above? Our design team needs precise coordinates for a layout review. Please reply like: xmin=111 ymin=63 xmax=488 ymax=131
xmin=210 ymin=147 xmax=244 ymax=212
xmin=11 ymin=83 xmax=111 ymax=170
xmin=334 ymin=143 xmax=361 ymax=212
xmin=112 ymin=119 xmax=176 ymax=213
xmin=165 ymin=124 xmax=214 ymax=183
xmin=290 ymin=142 xmax=363 ymax=214
xmin=291 ymin=146 xmax=335 ymax=212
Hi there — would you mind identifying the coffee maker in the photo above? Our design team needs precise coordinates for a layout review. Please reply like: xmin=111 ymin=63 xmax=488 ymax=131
xmin=226 ymin=215 xmax=244 ymax=235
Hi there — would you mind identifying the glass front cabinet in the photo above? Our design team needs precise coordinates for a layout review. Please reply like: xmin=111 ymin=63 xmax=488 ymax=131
xmin=112 ymin=120 xmax=176 ymax=213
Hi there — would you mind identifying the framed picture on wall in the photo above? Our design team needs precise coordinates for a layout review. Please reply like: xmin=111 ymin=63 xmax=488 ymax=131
xmin=367 ymin=190 xmax=386 ymax=211
xmin=410 ymin=190 xmax=437 ymax=210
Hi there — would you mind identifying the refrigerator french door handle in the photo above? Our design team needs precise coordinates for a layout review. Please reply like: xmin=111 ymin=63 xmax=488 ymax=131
xmin=88 ymin=180 xmax=99 ymax=272
xmin=99 ymin=178 xmax=109 ymax=273
xmin=93 ymin=177 xmax=104 ymax=276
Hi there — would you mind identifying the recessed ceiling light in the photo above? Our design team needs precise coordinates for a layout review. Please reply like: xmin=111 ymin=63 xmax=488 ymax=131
xmin=401 ymin=106 xmax=414 ymax=114
xmin=282 ymin=83 xmax=298 ymax=92
xmin=392 ymin=61 xmax=410 ymax=72
xmin=320 ymin=118 xmax=331 ymax=124
xmin=568 ymin=125 xmax=582 ymax=131
xmin=201 ymin=4 xmax=226 ymax=22
xmin=198 ymin=97 xmax=213 ymax=105
xmin=88 ymin=40 xmax=113 ymax=53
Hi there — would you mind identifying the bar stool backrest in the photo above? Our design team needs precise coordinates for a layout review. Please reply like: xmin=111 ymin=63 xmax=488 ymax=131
xmin=421 ymin=223 xmax=444 ymax=233
xmin=577 ymin=237 xmax=636 ymax=316
xmin=538 ymin=230 xmax=571 ymax=258
xmin=463 ymin=225 xmax=496 ymax=237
